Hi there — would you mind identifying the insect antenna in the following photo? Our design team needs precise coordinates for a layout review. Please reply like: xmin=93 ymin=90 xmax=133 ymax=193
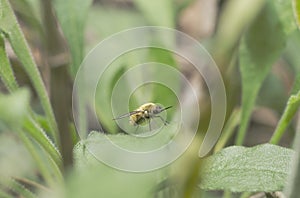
xmin=160 ymin=106 xmax=172 ymax=113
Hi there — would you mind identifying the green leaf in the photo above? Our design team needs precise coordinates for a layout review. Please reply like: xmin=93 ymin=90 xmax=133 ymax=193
xmin=1 ymin=27 xmax=62 ymax=177
xmin=69 ymin=137 xmax=167 ymax=198
xmin=0 ymin=89 xmax=30 ymax=128
xmin=213 ymin=0 xmax=266 ymax=56
xmin=201 ymin=144 xmax=294 ymax=192
xmin=53 ymin=0 xmax=93 ymax=76
xmin=236 ymin=2 xmax=286 ymax=145
xmin=273 ymin=0 xmax=298 ymax=35
xmin=293 ymin=0 xmax=300 ymax=29
xmin=0 ymin=0 xmax=58 ymax=143
xmin=133 ymin=0 xmax=175 ymax=27
xmin=9 ymin=180 xmax=37 ymax=198
xmin=76 ymin=130 xmax=176 ymax=156
xmin=86 ymin=5 xmax=146 ymax=48
xmin=0 ymin=34 xmax=18 ymax=91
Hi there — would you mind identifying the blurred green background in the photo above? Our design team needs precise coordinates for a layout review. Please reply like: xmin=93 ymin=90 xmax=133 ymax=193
xmin=1 ymin=0 xmax=300 ymax=197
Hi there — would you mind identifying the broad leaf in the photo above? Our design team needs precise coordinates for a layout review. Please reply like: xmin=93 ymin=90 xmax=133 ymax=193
xmin=201 ymin=144 xmax=294 ymax=192
xmin=237 ymin=2 xmax=286 ymax=145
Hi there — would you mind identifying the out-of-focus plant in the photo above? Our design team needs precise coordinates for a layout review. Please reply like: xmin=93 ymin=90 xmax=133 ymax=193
xmin=0 ymin=0 xmax=300 ymax=197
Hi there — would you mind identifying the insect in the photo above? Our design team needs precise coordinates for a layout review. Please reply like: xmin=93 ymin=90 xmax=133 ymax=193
xmin=113 ymin=103 xmax=172 ymax=132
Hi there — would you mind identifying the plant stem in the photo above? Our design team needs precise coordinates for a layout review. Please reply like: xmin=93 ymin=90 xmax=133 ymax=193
xmin=270 ymin=91 xmax=300 ymax=144
xmin=283 ymin=112 xmax=300 ymax=197
xmin=215 ymin=108 xmax=241 ymax=152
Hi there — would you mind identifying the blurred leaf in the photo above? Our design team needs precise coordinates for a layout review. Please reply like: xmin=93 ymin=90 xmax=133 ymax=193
xmin=9 ymin=0 xmax=42 ymax=32
xmin=68 ymin=136 xmax=168 ymax=198
xmin=0 ymin=35 xmax=18 ymax=91
xmin=291 ymin=72 xmax=300 ymax=95
xmin=257 ymin=72 xmax=287 ymax=111
xmin=213 ymin=0 xmax=266 ymax=56
xmin=284 ymin=31 xmax=300 ymax=72
xmin=0 ymin=89 xmax=30 ymax=128
xmin=236 ymin=2 xmax=286 ymax=145
xmin=293 ymin=0 xmax=300 ymax=29
xmin=201 ymin=144 xmax=294 ymax=192
xmin=0 ymin=189 xmax=13 ymax=198
xmin=133 ymin=0 xmax=175 ymax=27
xmin=53 ymin=0 xmax=93 ymax=76
xmin=273 ymin=0 xmax=298 ymax=35
xmin=0 ymin=133 xmax=35 ymax=179
xmin=76 ymin=130 xmax=176 ymax=157
xmin=0 ymin=0 xmax=58 ymax=142
xmin=86 ymin=5 xmax=146 ymax=50
xmin=9 ymin=180 xmax=37 ymax=198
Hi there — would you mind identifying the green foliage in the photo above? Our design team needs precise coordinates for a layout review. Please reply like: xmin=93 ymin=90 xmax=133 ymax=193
xmin=0 ymin=88 xmax=29 ymax=128
xmin=53 ymin=0 xmax=93 ymax=77
xmin=1 ymin=0 xmax=300 ymax=197
xmin=201 ymin=144 xmax=294 ymax=192
xmin=274 ymin=0 xmax=298 ymax=35
xmin=0 ymin=0 xmax=58 ymax=143
xmin=236 ymin=1 xmax=286 ymax=145
xmin=0 ymin=35 xmax=18 ymax=91
xmin=69 ymin=138 xmax=165 ymax=198
xmin=293 ymin=0 xmax=300 ymax=29
xmin=133 ymin=0 xmax=175 ymax=27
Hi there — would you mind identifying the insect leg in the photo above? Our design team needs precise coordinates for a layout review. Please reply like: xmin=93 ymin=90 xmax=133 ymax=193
xmin=154 ymin=115 xmax=169 ymax=125
xmin=134 ymin=125 xmax=139 ymax=134
xmin=149 ymin=119 xmax=152 ymax=131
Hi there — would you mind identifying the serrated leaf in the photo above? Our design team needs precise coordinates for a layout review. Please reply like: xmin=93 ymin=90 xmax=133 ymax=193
xmin=236 ymin=2 xmax=286 ymax=145
xmin=53 ymin=0 xmax=93 ymax=76
xmin=201 ymin=144 xmax=294 ymax=192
